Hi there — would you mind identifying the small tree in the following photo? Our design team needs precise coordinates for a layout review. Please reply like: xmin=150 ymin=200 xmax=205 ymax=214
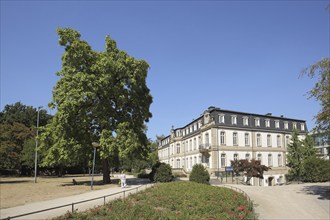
xmin=154 ymin=163 xmax=173 ymax=183
xmin=189 ymin=164 xmax=210 ymax=184
xmin=231 ymin=159 xmax=270 ymax=185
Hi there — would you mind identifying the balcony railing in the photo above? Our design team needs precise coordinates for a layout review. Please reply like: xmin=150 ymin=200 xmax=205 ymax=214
xmin=199 ymin=143 xmax=211 ymax=153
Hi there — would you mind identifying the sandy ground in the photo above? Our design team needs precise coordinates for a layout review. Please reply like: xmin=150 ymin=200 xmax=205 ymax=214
xmin=0 ymin=174 xmax=120 ymax=209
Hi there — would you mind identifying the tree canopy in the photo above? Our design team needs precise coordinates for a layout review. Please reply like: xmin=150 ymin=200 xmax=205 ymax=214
xmin=301 ymin=58 xmax=330 ymax=133
xmin=231 ymin=159 xmax=270 ymax=185
xmin=286 ymin=130 xmax=316 ymax=181
xmin=41 ymin=28 xmax=152 ymax=183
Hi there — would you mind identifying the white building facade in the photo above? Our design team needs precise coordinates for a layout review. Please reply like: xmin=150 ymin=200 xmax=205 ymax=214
xmin=158 ymin=107 xmax=307 ymax=186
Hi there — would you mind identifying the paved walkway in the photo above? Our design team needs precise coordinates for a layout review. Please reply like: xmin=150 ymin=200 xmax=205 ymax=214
xmin=0 ymin=176 xmax=151 ymax=220
xmin=222 ymin=182 xmax=330 ymax=220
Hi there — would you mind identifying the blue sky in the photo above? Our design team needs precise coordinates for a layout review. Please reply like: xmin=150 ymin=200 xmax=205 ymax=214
xmin=1 ymin=1 xmax=329 ymax=140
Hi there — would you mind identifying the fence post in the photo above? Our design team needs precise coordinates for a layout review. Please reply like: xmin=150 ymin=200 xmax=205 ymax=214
xmin=72 ymin=203 xmax=74 ymax=213
xmin=104 ymin=196 xmax=106 ymax=205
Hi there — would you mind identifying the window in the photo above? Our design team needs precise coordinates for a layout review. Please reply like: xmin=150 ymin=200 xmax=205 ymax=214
xmin=284 ymin=122 xmax=289 ymax=130
xmin=265 ymin=119 xmax=270 ymax=127
xmin=257 ymin=134 xmax=262 ymax=147
xmin=234 ymin=153 xmax=238 ymax=161
xmin=233 ymin=132 xmax=238 ymax=145
xmin=268 ymin=154 xmax=273 ymax=167
xmin=255 ymin=118 xmax=260 ymax=127
xmin=245 ymin=153 xmax=250 ymax=161
xmin=301 ymin=123 xmax=305 ymax=131
xmin=231 ymin=115 xmax=237 ymax=125
xmin=205 ymin=133 xmax=210 ymax=146
xmin=189 ymin=140 xmax=192 ymax=151
xmin=219 ymin=114 xmax=225 ymax=124
xmin=293 ymin=122 xmax=297 ymax=130
xmin=182 ymin=142 xmax=185 ymax=152
xmin=277 ymin=135 xmax=281 ymax=147
xmin=275 ymin=120 xmax=280 ymax=129
xmin=194 ymin=123 xmax=197 ymax=131
xmin=221 ymin=154 xmax=226 ymax=167
xmin=245 ymin=133 xmax=250 ymax=146
xmin=176 ymin=159 xmax=180 ymax=168
xmin=183 ymin=130 xmax=186 ymax=136
xmin=278 ymin=154 xmax=282 ymax=167
xmin=243 ymin=117 xmax=249 ymax=126
xmin=285 ymin=136 xmax=290 ymax=147
xmin=220 ymin=131 xmax=226 ymax=145
xmin=257 ymin=153 xmax=262 ymax=162
xmin=194 ymin=156 xmax=197 ymax=165
xmin=267 ymin=134 xmax=272 ymax=147
xmin=193 ymin=138 xmax=197 ymax=150
xmin=176 ymin=144 xmax=180 ymax=154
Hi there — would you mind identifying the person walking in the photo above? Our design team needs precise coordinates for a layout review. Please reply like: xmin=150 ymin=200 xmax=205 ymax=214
xmin=121 ymin=172 xmax=126 ymax=188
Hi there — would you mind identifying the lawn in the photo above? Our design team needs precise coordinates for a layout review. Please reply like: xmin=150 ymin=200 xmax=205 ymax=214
xmin=55 ymin=181 xmax=254 ymax=220
xmin=0 ymin=174 xmax=119 ymax=208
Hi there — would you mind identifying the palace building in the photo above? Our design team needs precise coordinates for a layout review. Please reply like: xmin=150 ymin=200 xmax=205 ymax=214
xmin=158 ymin=106 xmax=307 ymax=186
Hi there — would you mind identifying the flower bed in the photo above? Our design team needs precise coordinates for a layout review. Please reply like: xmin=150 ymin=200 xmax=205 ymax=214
xmin=55 ymin=181 xmax=253 ymax=220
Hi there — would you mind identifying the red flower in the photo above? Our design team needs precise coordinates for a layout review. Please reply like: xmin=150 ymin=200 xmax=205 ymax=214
xmin=238 ymin=205 xmax=245 ymax=211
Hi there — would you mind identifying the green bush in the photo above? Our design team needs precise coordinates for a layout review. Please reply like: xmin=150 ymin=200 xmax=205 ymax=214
xmin=149 ymin=162 xmax=173 ymax=182
xmin=189 ymin=164 xmax=210 ymax=184
xmin=137 ymin=170 xmax=149 ymax=179
xmin=154 ymin=163 xmax=173 ymax=183
xmin=302 ymin=157 xmax=330 ymax=182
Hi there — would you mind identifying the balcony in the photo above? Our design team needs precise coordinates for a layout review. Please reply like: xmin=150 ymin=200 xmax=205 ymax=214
xmin=199 ymin=143 xmax=211 ymax=153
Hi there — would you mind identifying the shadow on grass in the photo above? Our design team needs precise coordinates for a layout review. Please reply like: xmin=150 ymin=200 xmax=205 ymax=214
xmin=0 ymin=180 xmax=31 ymax=184
xmin=60 ymin=178 xmax=120 ymax=186
xmin=300 ymin=184 xmax=330 ymax=200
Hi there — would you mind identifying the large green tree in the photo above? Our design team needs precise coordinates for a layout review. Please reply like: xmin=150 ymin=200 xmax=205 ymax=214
xmin=286 ymin=130 xmax=316 ymax=181
xmin=0 ymin=103 xmax=52 ymax=174
xmin=41 ymin=28 xmax=152 ymax=183
xmin=301 ymin=58 xmax=330 ymax=133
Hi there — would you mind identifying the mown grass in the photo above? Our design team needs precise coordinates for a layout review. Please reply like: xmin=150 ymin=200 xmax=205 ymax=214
xmin=55 ymin=181 xmax=253 ymax=220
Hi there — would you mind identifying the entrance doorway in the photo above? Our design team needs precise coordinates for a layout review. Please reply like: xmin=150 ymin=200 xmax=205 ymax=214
xmin=268 ymin=177 xmax=274 ymax=186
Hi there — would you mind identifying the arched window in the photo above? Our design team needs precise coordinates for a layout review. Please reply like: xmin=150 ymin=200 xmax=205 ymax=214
xmin=245 ymin=153 xmax=250 ymax=161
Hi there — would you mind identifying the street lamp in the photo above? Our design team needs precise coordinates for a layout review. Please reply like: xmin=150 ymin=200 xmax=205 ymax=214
xmin=91 ymin=142 xmax=99 ymax=190
xmin=34 ymin=106 xmax=42 ymax=183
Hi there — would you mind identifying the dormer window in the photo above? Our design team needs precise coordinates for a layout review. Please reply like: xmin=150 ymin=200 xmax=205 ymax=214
xmin=231 ymin=115 xmax=237 ymax=125
xmin=293 ymin=122 xmax=297 ymax=130
xmin=255 ymin=118 xmax=260 ymax=127
xmin=265 ymin=119 xmax=270 ymax=128
xmin=284 ymin=121 xmax=289 ymax=129
xmin=243 ymin=117 xmax=249 ymax=126
xmin=301 ymin=123 xmax=305 ymax=131
xmin=219 ymin=114 xmax=225 ymax=124
xmin=275 ymin=120 xmax=280 ymax=129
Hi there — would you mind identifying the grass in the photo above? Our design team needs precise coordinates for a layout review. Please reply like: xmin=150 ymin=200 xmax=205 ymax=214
xmin=55 ymin=181 xmax=254 ymax=220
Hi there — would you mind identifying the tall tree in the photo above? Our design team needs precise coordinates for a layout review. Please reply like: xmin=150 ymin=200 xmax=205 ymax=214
xmin=286 ymin=130 xmax=316 ymax=181
xmin=301 ymin=58 xmax=330 ymax=133
xmin=41 ymin=28 xmax=152 ymax=183
xmin=0 ymin=103 xmax=52 ymax=174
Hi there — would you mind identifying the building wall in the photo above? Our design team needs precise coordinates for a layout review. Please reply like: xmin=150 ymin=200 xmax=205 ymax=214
xmin=158 ymin=107 xmax=307 ymax=186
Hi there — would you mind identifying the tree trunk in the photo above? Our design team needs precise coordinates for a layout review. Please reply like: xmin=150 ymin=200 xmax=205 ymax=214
xmin=102 ymin=158 xmax=111 ymax=184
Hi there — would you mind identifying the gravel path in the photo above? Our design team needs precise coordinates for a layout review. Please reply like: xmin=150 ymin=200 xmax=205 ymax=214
xmin=227 ymin=182 xmax=330 ymax=220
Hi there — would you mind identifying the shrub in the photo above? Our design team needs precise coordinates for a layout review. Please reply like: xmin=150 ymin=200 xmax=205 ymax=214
xmin=302 ymin=157 xmax=330 ymax=182
xmin=189 ymin=164 xmax=210 ymax=184
xmin=154 ymin=163 xmax=173 ymax=183
xmin=137 ymin=170 xmax=149 ymax=178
